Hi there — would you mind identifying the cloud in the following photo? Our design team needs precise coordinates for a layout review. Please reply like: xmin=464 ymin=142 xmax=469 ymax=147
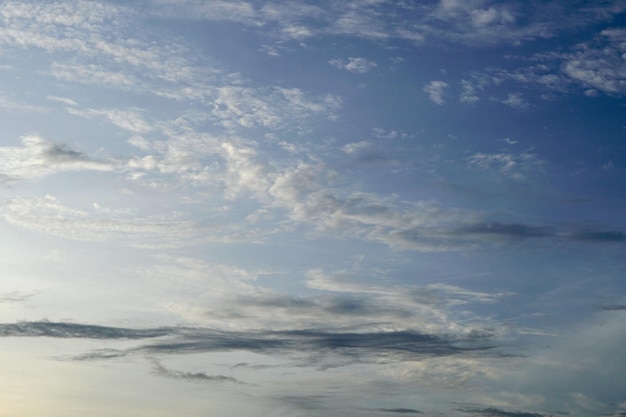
xmin=460 ymin=79 xmax=483 ymax=104
xmin=562 ymin=28 xmax=626 ymax=95
xmin=329 ymin=57 xmax=377 ymax=73
xmin=143 ymin=1 xmax=626 ymax=48
xmin=602 ymin=305 xmax=626 ymax=311
xmin=378 ymin=408 xmax=422 ymax=414
xmin=134 ymin=256 xmax=507 ymax=340
xmin=107 ymin=328 xmax=497 ymax=366
xmin=451 ymin=221 xmax=626 ymax=246
xmin=0 ymin=135 xmax=117 ymax=183
xmin=0 ymin=291 xmax=38 ymax=303
xmin=459 ymin=407 xmax=550 ymax=417
xmin=209 ymin=86 xmax=340 ymax=130
xmin=341 ymin=141 xmax=372 ymax=154
xmin=146 ymin=0 xmax=258 ymax=25
xmin=424 ymin=81 xmax=448 ymax=105
xmin=0 ymin=195 xmax=205 ymax=248
xmin=67 ymin=107 xmax=154 ymax=134
xmin=150 ymin=359 xmax=243 ymax=384
xmin=501 ymin=93 xmax=530 ymax=110
xmin=0 ymin=319 xmax=498 ymax=369
xmin=454 ymin=223 xmax=553 ymax=239
xmin=50 ymin=62 xmax=140 ymax=90
xmin=467 ymin=151 xmax=544 ymax=180
xmin=0 ymin=320 xmax=172 ymax=339
xmin=46 ymin=95 xmax=78 ymax=106
xmin=569 ymin=230 xmax=626 ymax=242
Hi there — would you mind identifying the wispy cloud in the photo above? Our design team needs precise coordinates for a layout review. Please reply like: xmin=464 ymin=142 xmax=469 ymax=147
xmin=0 ymin=320 xmax=498 ymax=369
xmin=378 ymin=408 xmax=422 ymax=414
xmin=467 ymin=151 xmax=544 ymax=180
xmin=0 ymin=320 xmax=171 ymax=339
xmin=329 ymin=57 xmax=377 ymax=73
xmin=0 ymin=135 xmax=117 ymax=184
xmin=150 ymin=359 xmax=243 ymax=384
xmin=459 ymin=406 xmax=550 ymax=417
xmin=0 ymin=195 xmax=205 ymax=248
xmin=0 ymin=291 xmax=38 ymax=303
xmin=67 ymin=107 xmax=154 ymax=134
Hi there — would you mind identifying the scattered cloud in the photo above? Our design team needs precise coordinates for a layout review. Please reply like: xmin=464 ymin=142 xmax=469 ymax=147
xmin=562 ymin=28 xmax=626 ymax=95
xmin=141 ymin=0 xmax=626 ymax=48
xmin=501 ymin=93 xmax=530 ymax=110
xmin=341 ymin=141 xmax=372 ymax=154
xmin=467 ymin=151 xmax=544 ymax=180
xmin=329 ymin=57 xmax=377 ymax=73
xmin=424 ymin=81 xmax=448 ymax=105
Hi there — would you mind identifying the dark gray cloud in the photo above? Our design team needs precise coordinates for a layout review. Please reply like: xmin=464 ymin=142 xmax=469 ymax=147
xmin=455 ymin=223 xmax=554 ymax=238
xmin=44 ymin=143 xmax=86 ymax=162
xmin=570 ymin=230 xmax=626 ymax=242
xmin=0 ymin=320 xmax=173 ymax=339
xmin=127 ymin=328 xmax=495 ymax=363
xmin=150 ymin=359 xmax=243 ymax=384
xmin=602 ymin=305 xmax=626 ymax=311
xmin=459 ymin=407 xmax=553 ymax=417
xmin=239 ymin=293 xmax=413 ymax=319
xmin=0 ymin=321 xmax=496 ymax=366
xmin=453 ymin=222 xmax=626 ymax=244
xmin=378 ymin=408 xmax=422 ymax=414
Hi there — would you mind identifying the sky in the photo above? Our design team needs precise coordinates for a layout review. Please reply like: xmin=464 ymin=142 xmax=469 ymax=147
xmin=0 ymin=0 xmax=625 ymax=416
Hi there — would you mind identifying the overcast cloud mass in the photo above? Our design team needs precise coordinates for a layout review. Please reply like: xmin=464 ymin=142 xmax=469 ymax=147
xmin=0 ymin=1 xmax=625 ymax=416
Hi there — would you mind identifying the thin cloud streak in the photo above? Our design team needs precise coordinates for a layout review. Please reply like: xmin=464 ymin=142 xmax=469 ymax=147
xmin=0 ymin=320 xmax=498 ymax=366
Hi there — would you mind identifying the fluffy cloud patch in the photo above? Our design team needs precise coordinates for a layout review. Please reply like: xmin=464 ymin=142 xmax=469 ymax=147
xmin=424 ymin=81 xmax=448 ymax=105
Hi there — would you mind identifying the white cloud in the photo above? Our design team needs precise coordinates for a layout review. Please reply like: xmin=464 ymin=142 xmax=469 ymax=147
xmin=329 ymin=57 xmax=377 ymax=74
xmin=341 ymin=141 xmax=371 ymax=154
xmin=460 ymin=78 xmax=487 ymax=103
xmin=501 ymin=92 xmax=529 ymax=110
xmin=266 ymin=164 xmax=482 ymax=251
xmin=467 ymin=151 xmax=544 ymax=180
xmin=46 ymin=95 xmax=78 ymax=106
xmin=147 ymin=0 xmax=258 ymax=25
xmin=424 ymin=81 xmax=448 ymax=105
xmin=50 ymin=62 xmax=139 ymax=89
xmin=68 ymin=107 xmax=154 ymax=134
xmin=0 ymin=195 xmax=203 ymax=249
xmin=562 ymin=28 xmax=626 ymax=95
xmin=220 ymin=141 xmax=272 ymax=200
xmin=133 ymin=254 xmax=507 ymax=336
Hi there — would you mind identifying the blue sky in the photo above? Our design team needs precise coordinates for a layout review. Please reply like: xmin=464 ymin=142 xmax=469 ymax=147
xmin=0 ymin=1 xmax=625 ymax=416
